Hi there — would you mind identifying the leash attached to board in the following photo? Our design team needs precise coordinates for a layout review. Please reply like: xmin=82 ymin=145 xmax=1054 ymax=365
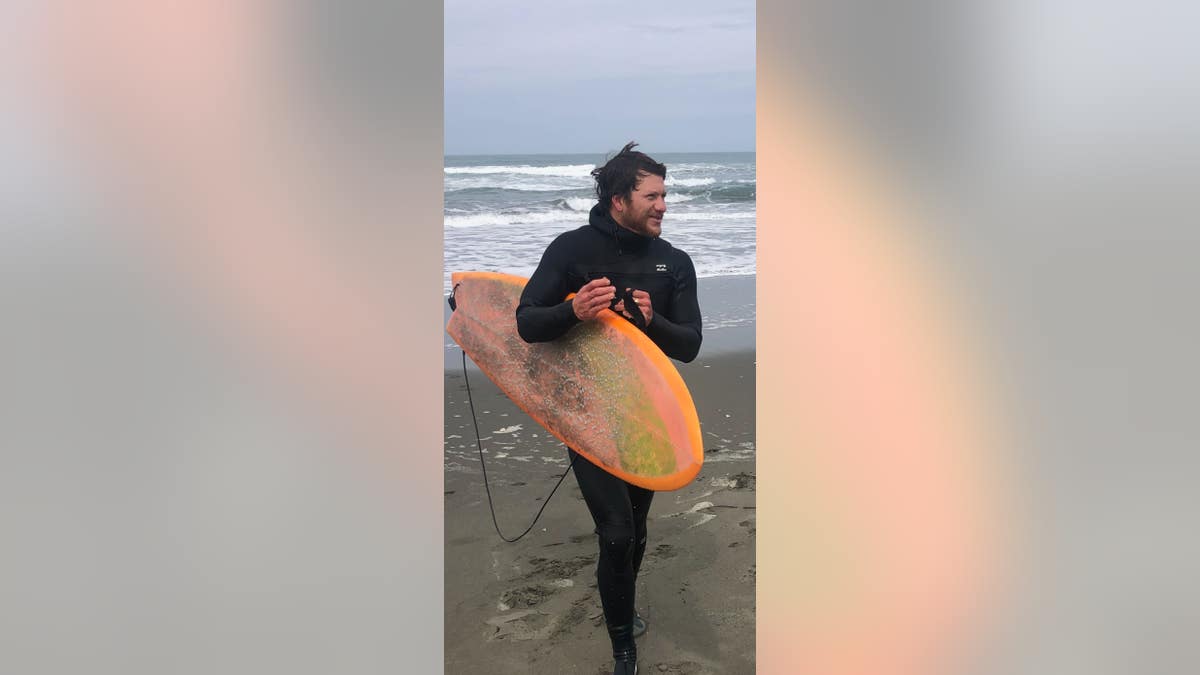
xmin=449 ymin=286 xmax=576 ymax=543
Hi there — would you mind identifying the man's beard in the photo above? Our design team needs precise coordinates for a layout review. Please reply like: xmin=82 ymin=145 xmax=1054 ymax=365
xmin=624 ymin=210 xmax=661 ymax=237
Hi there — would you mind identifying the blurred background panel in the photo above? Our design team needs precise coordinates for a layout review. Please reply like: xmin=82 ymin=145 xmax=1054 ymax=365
xmin=760 ymin=1 xmax=1199 ymax=673
xmin=2 ymin=1 xmax=443 ymax=673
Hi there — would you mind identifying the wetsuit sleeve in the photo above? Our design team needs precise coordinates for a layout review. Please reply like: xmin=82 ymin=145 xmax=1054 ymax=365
xmin=515 ymin=236 xmax=580 ymax=343
xmin=645 ymin=251 xmax=703 ymax=362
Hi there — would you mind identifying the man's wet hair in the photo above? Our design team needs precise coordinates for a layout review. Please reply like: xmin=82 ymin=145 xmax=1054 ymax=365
xmin=592 ymin=141 xmax=667 ymax=210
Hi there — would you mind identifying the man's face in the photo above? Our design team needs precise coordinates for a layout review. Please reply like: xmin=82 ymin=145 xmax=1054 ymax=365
xmin=613 ymin=172 xmax=667 ymax=237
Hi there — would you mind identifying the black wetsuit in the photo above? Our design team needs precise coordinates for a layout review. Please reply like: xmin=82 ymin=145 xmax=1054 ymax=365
xmin=516 ymin=204 xmax=702 ymax=359
xmin=515 ymin=203 xmax=702 ymax=658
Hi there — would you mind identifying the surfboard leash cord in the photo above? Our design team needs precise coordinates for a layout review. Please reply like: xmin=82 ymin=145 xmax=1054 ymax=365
xmin=460 ymin=349 xmax=576 ymax=543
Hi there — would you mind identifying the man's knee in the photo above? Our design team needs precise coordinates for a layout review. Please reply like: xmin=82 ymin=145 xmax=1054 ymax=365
xmin=596 ymin=522 xmax=636 ymax=564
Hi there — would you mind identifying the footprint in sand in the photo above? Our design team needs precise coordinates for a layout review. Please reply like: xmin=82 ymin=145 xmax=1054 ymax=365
xmin=595 ymin=660 xmax=707 ymax=674
xmin=729 ymin=472 xmax=755 ymax=490
xmin=638 ymin=543 xmax=679 ymax=573
xmin=496 ymin=555 xmax=596 ymax=614
xmin=523 ymin=555 xmax=596 ymax=580
xmin=651 ymin=543 xmax=677 ymax=559
xmin=498 ymin=585 xmax=556 ymax=611
xmin=485 ymin=610 xmax=556 ymax=641
xmin=652 ymin=662 xmax=706 ymax=674
xmin=489 ymin=560 xmax=592 ymax=640
xmin=494 ymin=556 xmax=604 ymax=643
xmin=710 ymin=473 xmax=756 ymax=490
xmin=551 ymin=595 xmax=600 ymax=637
xmin=741 ymin=565 xmax=756 ymax=583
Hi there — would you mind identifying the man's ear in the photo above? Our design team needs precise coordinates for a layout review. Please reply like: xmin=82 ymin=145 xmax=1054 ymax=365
xmin=610 ymin=194 xmax=627 ymax=214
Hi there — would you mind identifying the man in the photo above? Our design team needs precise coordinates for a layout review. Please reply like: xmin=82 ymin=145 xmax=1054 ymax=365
xmin=515 ymin=142 xmax=701 ymax=675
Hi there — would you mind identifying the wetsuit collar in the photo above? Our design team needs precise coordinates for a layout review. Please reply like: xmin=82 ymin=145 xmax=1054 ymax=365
xmin=589 ymin=202 xmax=654 ymax=252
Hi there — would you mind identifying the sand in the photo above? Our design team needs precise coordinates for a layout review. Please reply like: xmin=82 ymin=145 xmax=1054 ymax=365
xmin=444 ymin=347 xmax=756 ymax=674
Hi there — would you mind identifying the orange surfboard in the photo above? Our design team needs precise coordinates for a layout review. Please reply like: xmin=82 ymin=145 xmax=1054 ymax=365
xmin=446 ymin=271 xmax=703 ymax=491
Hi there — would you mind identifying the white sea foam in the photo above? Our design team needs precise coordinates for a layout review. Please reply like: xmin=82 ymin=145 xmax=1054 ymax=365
xmin=704 ymin=316 xmax=756 ymax=329
xmin=444 ymin=211 xmax=576 ymax=228
xmin=666 ymin=177 xmax=715 ymax=187
xmin=667 ymin=210 xmax=756 ymax=222
xmin=444 ymin=164 xmax=595 ymax=177
xmin=444 ymin=180 xmax=577 ymax=192
xmin=562 ymin=197 xmax=594 ymax=211
xmin=693 ymin=258 xmax=757 ymax=279
xmin=670 ymin=163 xmax=726 ymax=172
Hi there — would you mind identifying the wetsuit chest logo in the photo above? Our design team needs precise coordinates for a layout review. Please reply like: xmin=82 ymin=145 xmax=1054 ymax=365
xmin=655 ymin=264 xmax=668 ymax=272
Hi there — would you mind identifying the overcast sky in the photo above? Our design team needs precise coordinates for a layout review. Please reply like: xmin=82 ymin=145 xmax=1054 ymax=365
xmin=444 ymin=0 xmax=755 ymax=155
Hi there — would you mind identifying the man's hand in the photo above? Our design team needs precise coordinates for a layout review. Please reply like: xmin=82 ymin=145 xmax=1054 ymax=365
xmin=621 ymin=289 xmax=654 ymax=326
xmin=572 ymin=277 xmax=616 ymax=321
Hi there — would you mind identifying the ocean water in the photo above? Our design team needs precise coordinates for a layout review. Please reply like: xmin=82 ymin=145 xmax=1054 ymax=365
xmin=444 ymin=152 xmax=756 ymax=291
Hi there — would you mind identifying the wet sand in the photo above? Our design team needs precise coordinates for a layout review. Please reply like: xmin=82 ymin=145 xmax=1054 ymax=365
xmin=444 ymin=347 xmax=756 ymax=674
